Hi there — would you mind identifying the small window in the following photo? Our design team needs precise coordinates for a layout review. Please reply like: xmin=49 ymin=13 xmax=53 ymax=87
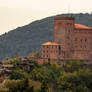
xmin=43 ymin=46 xmax=45 ymax=48
xmin=84 ymin=46 xmax=86 ymax=48
xmin=68 ymin=30 xmax=70 ymax=32
xmin=80 ymin=39 xmax=83 ymax=42
xmin=43 ymin=55 xmax=45 ymax=57
xmin=75 ymin=38 xmax=77 ymax=41
xmin=70 ymin=23 xmax=72 ymax=26
xmin=66 ymin=23 xmax=72 ymax=26
xmin=58 ymin=22 xmax=62 ymax=25
xmin=67 ymin=36 xmax=69 ymax=39
xmin=66 ymin=23 xmax=69 ymax=25
xmin=85 ymin=39 xmax=87 ymax=42
xmin=75 ymin=45 xmax=77 ymax=48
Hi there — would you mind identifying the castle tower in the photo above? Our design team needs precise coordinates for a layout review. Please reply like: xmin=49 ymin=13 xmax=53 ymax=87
xmin=54 ymin=17 xmax=75 ymax=59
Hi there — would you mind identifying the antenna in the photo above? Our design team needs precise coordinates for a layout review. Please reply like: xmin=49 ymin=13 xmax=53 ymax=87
xmin=67 ymin=1 xmax=71 ymax=17
xmin=68 ymin=4 xmax=70 ymax=15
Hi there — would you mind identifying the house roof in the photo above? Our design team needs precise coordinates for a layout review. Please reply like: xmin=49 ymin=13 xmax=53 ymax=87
xmin=75 ymin=24 xmax=92 ymax=30
xmin=42 ymin=42 xmax=59 ymax=45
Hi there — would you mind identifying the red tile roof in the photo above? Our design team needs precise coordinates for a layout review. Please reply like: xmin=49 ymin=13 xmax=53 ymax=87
xmin=75 ymin=24 xmax=92 ymax=30
xmin=42 ymin=42 xmax=59 ymax=45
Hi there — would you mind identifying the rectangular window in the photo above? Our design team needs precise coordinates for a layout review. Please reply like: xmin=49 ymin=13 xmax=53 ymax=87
xmin=66 ymin=23 xmax=72 ymax=26
xmin=43 ymin=55 xmax=45 ymax=58
xmin=80 ymin=39 xmax=83 ymax=42
xmin=75 ymin=45 xmax=77 ymax=48
xmin=85 ymin=39 xmax=87 ymax=42
xmin=58 ymin=22 xmax=62 ymax=25
xmin=43 ymin=46 xmax=45 ymax=48
xmin=75 ymin=38 xmax=77 ymax=41
xmin=43 ymin=51 xmax=45 ymax=53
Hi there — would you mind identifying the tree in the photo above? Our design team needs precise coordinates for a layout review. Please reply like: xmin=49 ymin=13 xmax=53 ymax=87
xmin=65 ymin=60 xmax=83 ymax=72
xmin=57 ymin=72 xmax=90 ymax=92
xmin=10 ymin=69 xmax=25 ymax=80
xmin=48 ymin=58 xmax=51 ymax=65
xmin=40 ymin=81 xmax=48 ymax=92
xmin=5 ymin=78 xmax=35 ymax=92
xmin=29 ymin=52 xmax=40 ymax=58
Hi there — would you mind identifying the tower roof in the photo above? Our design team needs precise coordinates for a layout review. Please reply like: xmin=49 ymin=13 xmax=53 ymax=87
xmin=75 ymin=24 xmax=92 ymax=30
xmin=42 ymin=42 xmax=59 ymax=45
xmin=54 ymin=16 xmax=74 ymax=20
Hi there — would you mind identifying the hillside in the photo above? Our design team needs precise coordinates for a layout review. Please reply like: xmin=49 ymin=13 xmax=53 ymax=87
xmin=0 ymin=13 xmax=92 ymax=60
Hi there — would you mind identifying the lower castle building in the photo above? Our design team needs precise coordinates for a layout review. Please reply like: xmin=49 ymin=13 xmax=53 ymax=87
xmin=41 ymin=16 xmax=92 ymax=61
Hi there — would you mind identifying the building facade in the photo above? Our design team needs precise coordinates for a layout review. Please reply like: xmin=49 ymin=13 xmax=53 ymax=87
xmin=41 ymin=16 xmax=92 ymax=60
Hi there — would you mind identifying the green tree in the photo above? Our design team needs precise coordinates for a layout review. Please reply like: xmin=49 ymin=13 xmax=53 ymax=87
xmin=40 ymin=81 xmax=48 ymax=92
xmin=29 ymin=52 xmax=40 ymax=58
xmin=10 ymin=70 xmax=25 ymax=80
xmin=5 ymin=78 xmax=35 ymax=92
xmin=65 ymin=60 xmax=83 ymax=72
xmin=57 ymin=72 xmax=90 ymax=92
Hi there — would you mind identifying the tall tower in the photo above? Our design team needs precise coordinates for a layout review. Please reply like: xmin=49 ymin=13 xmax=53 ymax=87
xmin=54 ymin=17 xmax=75 ymax=59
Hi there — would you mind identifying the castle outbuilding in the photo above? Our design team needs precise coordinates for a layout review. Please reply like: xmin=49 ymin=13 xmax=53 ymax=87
xmin=41 ymin=16 xmax=92 ymax=61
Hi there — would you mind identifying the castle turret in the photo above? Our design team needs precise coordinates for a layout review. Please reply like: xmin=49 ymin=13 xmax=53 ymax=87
xmin=54 ymin=16 xmax=75 ymax=59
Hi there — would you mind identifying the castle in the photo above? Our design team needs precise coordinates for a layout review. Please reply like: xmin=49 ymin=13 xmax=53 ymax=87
xmin=41 ymin=16 xmax=92 ymax=61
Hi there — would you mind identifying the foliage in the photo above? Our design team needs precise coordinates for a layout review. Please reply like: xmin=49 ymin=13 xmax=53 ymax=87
xmin=10 ymin=69 xmax=26 ymax=80
xmin=2 ymin=60 xmax=92 ymax=92
xmin=8 ymin=58 xmax=21 ymax=67
xmin=57 ymin=72 xmax=90 ymax=92
xmin=39 ymin=81 xmax=48 ymax=92
xmin=65 ymin=60 xmax=83 ymax=72
xmin=4 ymin=79 xmax=35 ymax=92
xmin=29 ymin=52 xmax=40 ymax=58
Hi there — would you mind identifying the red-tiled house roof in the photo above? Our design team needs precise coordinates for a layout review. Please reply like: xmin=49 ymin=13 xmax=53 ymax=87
xmin=42 ymin=42 xmax=59 ymax=45
xmin=75 ymin=24 xmax=92 ymax=29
